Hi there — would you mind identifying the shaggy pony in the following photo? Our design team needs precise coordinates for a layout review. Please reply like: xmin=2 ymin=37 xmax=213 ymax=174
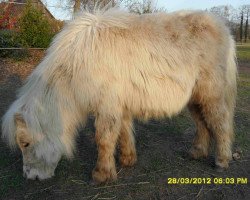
xmin=2 ymin=8 xmax=237 ymax=183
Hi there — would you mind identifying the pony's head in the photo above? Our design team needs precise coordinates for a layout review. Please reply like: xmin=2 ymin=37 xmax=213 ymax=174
xmin=2 ymin=109 xmax=63 ymax=180
xmin=15 ymin=113 xmax=62 ymax=180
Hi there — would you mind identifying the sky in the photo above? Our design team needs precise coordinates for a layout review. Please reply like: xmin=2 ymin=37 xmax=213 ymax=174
xmin=157 ymin=0 xmax=250 ymax=11
xmin=42 ymin=0 xmax=250 ymax=20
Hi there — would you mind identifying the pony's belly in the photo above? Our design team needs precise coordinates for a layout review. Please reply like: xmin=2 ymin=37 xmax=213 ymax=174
xmin=127 ymin=81 xmax=194 ymax=119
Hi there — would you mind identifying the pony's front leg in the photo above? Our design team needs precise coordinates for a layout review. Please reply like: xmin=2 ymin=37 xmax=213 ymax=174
xmin=92 ymin=112 xmax=122 ymax=184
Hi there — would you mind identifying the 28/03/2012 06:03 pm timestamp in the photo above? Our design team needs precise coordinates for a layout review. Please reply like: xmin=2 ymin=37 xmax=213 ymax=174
xmin=167 ymin=177 xmax=248 ymax=185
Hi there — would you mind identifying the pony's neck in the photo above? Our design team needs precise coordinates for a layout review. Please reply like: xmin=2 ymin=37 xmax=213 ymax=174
xmin=18 ymin=68 xmax=82 ymax=156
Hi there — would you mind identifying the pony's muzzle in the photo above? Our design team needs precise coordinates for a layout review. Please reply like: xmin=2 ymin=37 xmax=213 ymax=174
xmin=23 ymin=165 xmax=54 ymax=180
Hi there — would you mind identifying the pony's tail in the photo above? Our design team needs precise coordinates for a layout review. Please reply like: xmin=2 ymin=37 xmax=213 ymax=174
xmin=225 ymin=36 xmax=237 ymax=141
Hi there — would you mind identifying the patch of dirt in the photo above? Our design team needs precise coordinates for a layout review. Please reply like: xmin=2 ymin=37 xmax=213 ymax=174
xmin=238 ymin=60 xmax=250 ymax=73
xmin=0 ymin=50 xmax=45 ymax=83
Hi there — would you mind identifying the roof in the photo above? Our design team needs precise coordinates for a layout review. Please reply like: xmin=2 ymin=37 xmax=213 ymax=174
xmin=0 ymin=0 xmax=55 ymax=20
xmin=0 ymin=0 xmax=59 ymax=30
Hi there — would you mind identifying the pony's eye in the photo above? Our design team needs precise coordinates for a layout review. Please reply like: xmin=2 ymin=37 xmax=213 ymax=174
xmin=23 ymin=143 xmax=30 ymax=148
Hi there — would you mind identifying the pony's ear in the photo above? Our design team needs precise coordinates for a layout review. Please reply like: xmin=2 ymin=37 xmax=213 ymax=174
xmin=16 ymin=131 xmax=32 ymax=149
xmin=14 ymin=113 xmax=31 ymax=149
xmin=14 ymin=113 xmax=26 ymax=128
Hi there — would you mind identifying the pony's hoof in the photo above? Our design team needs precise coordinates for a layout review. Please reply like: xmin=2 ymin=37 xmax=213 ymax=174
xmin=189 ymin=146 xmax=208 ymax=159
xmin=92 ymin=166 xmax=117 ymax=184
xmin=215 ymin=159 xmax=229 ymax=172
xmin=120 ymin=152 xmax=137 ymax=167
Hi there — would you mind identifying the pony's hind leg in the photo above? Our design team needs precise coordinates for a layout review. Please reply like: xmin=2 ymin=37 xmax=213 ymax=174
xmin=188 ymin=103 xmax=211 ymax=159
xmin=201 ymin=98 xmax=233 ymax=169
xmin=92 ymin=109 xmax=122 ymax=183
xmin=119 ymin=112 xmax=137 ymax=167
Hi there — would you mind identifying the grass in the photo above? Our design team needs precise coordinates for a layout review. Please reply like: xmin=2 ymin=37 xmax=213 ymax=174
xmin=236 ymin=43 xmax=250 ymax=61
xmin=234 ymin=72 xmax=250 ymax=150
xmin=0 ymin=151 xmax=23 ymax=196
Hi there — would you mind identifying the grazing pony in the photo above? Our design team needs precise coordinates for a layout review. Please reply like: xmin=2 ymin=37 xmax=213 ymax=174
xmin=2 ymin=8 xmax=237 ymax=183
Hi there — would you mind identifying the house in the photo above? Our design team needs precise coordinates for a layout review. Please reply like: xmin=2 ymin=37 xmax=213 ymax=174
xmin=0 ymin=0 xmax=62 ymax=31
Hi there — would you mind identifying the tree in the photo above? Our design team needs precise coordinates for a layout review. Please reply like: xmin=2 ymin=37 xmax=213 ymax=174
xmin=244 ymin=6 xmax=250 ymax=42
xmin=18 ymin=1 xmax=53 ymax=48
xmin=73 ymin=0 xmax=81 ymax=12
xmin=245 ymin=14 xmax=249 ymax=42
xmin=240 ymin=10 xmax=244 ymax=43
xmin=0 ymin=1 xmax=18 ymax=29
xmin=238 ymin=5 xmax=250 ymax=43
xmin=209 ymin=5 xmax=238 ymax=23
xmin=70 ymin=0 xmax=116 ymax=13
xmin=68 ymin=0 xmax=165 ymax=15
xmin=124 ymin=0 xmax=166 ymax=14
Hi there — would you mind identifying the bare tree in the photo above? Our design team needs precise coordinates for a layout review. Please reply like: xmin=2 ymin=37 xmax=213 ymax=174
xmin=237 ymin=5 xmax=250 ymax=42
xmin=245 ymin=13 xmax=249 ymax=42
xmin=209 ymin=5 xmax=239 ymax=40
xmin=240 ymin=9 xmax=244 ymax=43
xmin=72 ymin=0 xmax=116 ymax=12
xmin=124 ymin=0 xmax=166 ymax=14
xmin=209 ymin=5 xmax=236 ymax=22
xmin=244 ymin=6 xmax=250 ymax=42
xmin=230 ymin=11 xmax=240 ymax=40
xmin=73 ymin=0 xmax=81 ymax=12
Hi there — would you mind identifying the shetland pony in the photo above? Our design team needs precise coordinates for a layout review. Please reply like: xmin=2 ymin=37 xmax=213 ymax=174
xmin=2 ymin=9 xmax=237 ymax=183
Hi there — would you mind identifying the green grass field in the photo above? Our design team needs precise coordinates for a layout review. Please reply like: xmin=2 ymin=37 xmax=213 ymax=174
xmin=236 ymin=43 xmax=250 ymax=61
